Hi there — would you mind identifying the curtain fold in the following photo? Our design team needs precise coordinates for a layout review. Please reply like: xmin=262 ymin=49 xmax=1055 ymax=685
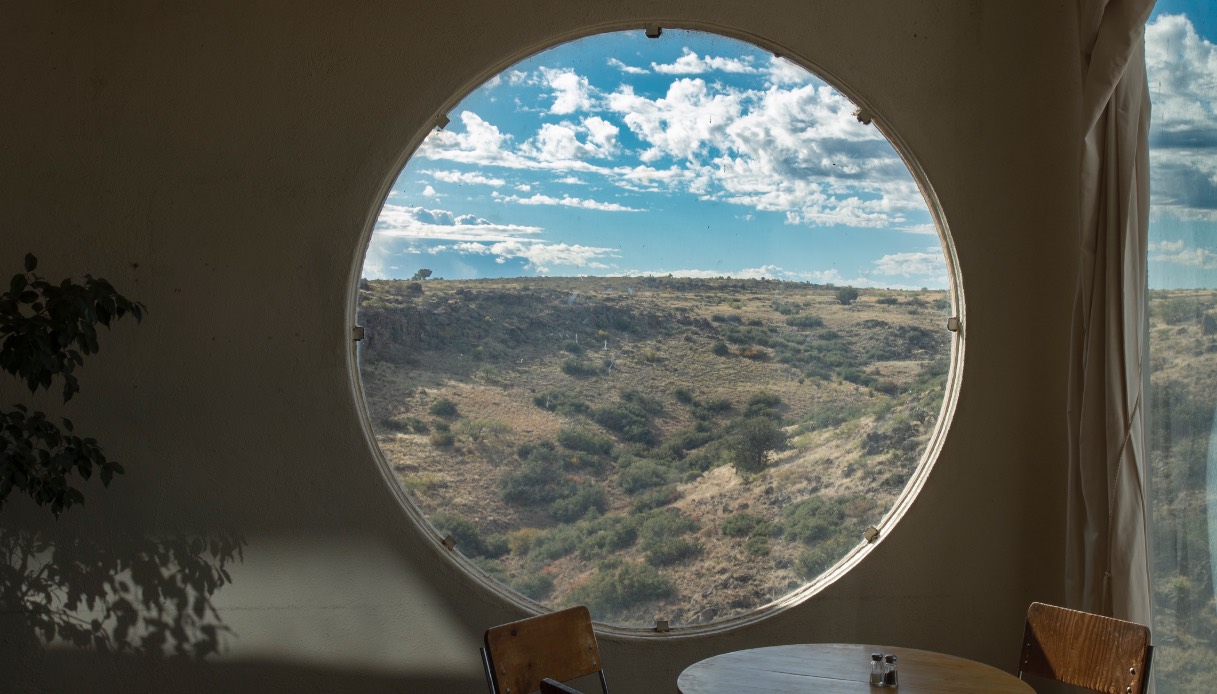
xmin=1066 ymin=0 xmax=1155 ymax=628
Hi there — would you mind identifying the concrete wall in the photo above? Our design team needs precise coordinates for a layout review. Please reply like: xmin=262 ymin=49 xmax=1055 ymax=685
xmin=0 ymin=1 xmax=1079 ymax=691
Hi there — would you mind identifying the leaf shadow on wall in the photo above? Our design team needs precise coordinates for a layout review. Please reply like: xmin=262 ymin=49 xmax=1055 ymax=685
xmin=0 ymin=528 xmax=244 ymax=659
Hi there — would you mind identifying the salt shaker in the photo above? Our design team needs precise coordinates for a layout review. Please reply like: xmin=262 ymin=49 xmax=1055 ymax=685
xmin=883 ymin=654 xmax=899 ymax=687
xmin=869 ymin=652 xmax=885 ymax=686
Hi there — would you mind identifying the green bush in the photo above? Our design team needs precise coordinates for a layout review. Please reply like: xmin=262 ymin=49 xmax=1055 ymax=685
xmin=782 ymin=497 xmax=846 ymax=544
xmin=639 ymin=510 xmax=701 ymax=565
xmin=618 ymin=459 xmax=676 ymax=493
xmin=745 ymin=535 xmax=771 ymax=557
xmin=430 ymin=511 xmax=504 ymax=558
xmin=528 ymin=524 xmax=583 ymax=561
xmin=571 ymin=562 xmax=675 ymax=617
xmin=711 ymin=341 xmax=731 ymax=356
xmin=796 ymin=532 xmax=857 ymax=578
xmin=548 ymin=484 xmax=609 ymax=522
xmin=429 ymin=431 xmax=455 ymax=447
xmin=785 ymin=314 xmax=825 ymax=328
xmin=722 ymin=512 xmax=765 ymax=537
xmin=577 ymin=515 xmax=640 ymax=559
xmin=562 ymin=359 xmax=601 ymax=377
xmin=511 ymin=574 xmax=555 ymax=601
xmin=630 ymin=484 xmax=681 ymax=512
xmin=729 ymin=416 xmax=786 ymax=474
xmin=673 ymin=387 xmax=694 ymax=404
xmin=533 ymin=389 xmax=590 ymax=416
xmin=429 ymin=398 xmax=458 ymax=417
xmin=835 ymin=287 xmax=860 ymax=305
xmin=592 ymin=401 xmax=654 ymax=445
xmin=557 ymin=427 xmax=613 ymax=455
xmin=501 ymin=449 xmax=576 ymax=506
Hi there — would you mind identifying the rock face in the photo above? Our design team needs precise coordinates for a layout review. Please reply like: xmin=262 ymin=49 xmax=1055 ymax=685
xmin=360 ymin=303 xmax=424 ymax=364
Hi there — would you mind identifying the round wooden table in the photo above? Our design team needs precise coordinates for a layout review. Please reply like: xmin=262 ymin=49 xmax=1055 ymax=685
xmin=677 ymin=643 xmax=1034 ymax=693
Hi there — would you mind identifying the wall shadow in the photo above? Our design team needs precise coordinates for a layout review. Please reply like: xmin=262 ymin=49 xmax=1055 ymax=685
xmin=0 ymin=527 xmax=244 ymax=661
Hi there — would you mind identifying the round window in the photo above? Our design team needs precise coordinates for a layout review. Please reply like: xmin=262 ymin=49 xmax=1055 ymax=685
xmin=358 ymin=29 xmax=956 ymax=629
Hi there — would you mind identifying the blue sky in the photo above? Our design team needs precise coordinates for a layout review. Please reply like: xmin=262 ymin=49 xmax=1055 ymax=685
xmin=1149 ymin=1 xmax=1217 ymax=289
xmin=363 ymin=31 xmax=943 ymax=289
xmin=363 ymin=9 xmax=1217 ymax=290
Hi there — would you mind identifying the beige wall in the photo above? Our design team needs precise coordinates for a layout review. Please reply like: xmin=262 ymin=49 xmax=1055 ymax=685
xmin=0 ymin=2 xmax=1079 ymax=691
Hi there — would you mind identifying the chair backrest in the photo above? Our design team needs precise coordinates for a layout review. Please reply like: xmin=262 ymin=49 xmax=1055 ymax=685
xmin=1018 ymin=601 xmax=1153 ymax=694
xmin=481 ymin=605 xmax=608 ymax=694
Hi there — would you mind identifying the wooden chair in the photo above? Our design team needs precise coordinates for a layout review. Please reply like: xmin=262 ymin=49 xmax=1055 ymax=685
xmin=1018 ymin=601 xmax=1153 ymax=694
xmin=540 ymin=679 xmax=584 ymax=694
xmin=481 ymin=605 xmax=609 ymax=694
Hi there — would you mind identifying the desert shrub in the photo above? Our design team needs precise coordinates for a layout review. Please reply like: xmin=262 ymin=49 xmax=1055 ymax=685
xmin=401 ymin=473 xmax=444 ymax=495
xmin=782 ymin=497 xmax=846 ymax=544
xmin=835 ymin=287 xmax=860 ymax=305
xmin=745 ymin=392 xmax=782 ymax=415
xmin=533 ymin=389 xmax=590 ymax=416
xmin=577 ymin=515 xmax=640 ymax=559
xmin=710 ymin=313 xmax=741 ymax=324
xmin=430 ymin=512 xmax=503 ymax=558
xmin=745 ymin=535 xmax=770 ymax=557
xmin=557 ymin=427 xmax=613 ymax=455
xmin=630 ymin=484 xmax=681 ymax=512
xmin=528 ymin=524 xmax=582 ymax=561
xmin=506 ymin=528 xmax=543 ymax=555
xmin=722 ymin=512 xmax=765 ymax=537
xmin=455 ymin=418 xmax=510 ymax=442
xmin=429 ymin=398 xmax=458 ymax=417
xmin=501 ymin=449 xmax=576 ymax=506
xmin=785 ymin=314 xmax=825 ymax=328
xmin=429 ymin=431 xmax=455 ymax=447
xmin=710 ymin=341 xmax=731 ymax=356
xmin=656 ymin=427 xmax=716 ymax=461
xmin=796 ymin=532 xmax=857 ymax=578
xmin=617 ymin=459 xmax=676 ymax=493
xmin=729 ymin=416 xmax=786 ymax=474
xmin=511 ymin=574 xmax=555 ymax=601
xmin=701 ymin=398 xmax=733 ymax=413
xmin=562 ymin=359 xmax=601 ymax=377
xmin=740 ymin=347 xmax=770 ymax=361
xmin=638 ymin=513 xmax=703 ymax=564
xmin=571 ymin=561 xmax=675 ymax=616
xmin=839 ymin=368 xmax=877 ymax=387
xmin=673 ymin=387 xmax=694 ymax=404
xmin=548 ymin=484 xmax=609 ymax=522
xmin=876 ymin=296 xmax=899 ymax=305
xmin=592 ymin=401 xmax=654 ymax=445
xmin=772 ymin=300 xmax=802 ymax=315
xmin=620 ymin=389 xmax=664 ymax=414
xmin=562 ymin=341 xmax=583 ymax=354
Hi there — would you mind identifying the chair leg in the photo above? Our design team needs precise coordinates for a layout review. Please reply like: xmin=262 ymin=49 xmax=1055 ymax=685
xmin=481 ymin=647 xmax=497 ymax=694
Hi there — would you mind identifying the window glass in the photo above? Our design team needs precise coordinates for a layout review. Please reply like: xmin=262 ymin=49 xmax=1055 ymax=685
xmin=1147 ymin=4 xmax=1217 ymax=691
xmin=358 ymin=30 xmax=954 ymax=628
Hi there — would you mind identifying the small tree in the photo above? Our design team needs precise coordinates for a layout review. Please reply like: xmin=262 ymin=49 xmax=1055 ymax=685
xmin=410 ymin=268 xmax=433 ymax=281
xmin=729 ymin=416 xmax=787 ymax=474
xmin=835 ymin=286 xmax=860 ymax=306
xmin=0 ymin=253 xmax=144 ymax=516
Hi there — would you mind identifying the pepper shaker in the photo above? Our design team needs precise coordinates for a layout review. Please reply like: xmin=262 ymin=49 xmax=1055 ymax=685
xmin=884 ymin=654 xmax=899 ymax=687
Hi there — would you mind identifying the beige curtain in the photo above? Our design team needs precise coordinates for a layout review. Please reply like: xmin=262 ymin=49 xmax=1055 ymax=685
xmin=1066 ymin=0 xmax=1155 ymax=627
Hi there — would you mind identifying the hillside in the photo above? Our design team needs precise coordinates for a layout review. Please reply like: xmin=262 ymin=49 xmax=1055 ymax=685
xmin=357 ymin=276 xmax=952 ymax=626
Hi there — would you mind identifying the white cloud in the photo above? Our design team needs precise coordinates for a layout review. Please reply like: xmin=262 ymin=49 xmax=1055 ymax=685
xmin=540 ymin=67 xmax=594 ymax=114
xmin=421 ymin=185 xmax=439 ymax=197
xmin=1149 ymin=240 xmax=1217 ymax=269
xmin=766 ymin=56 xmax=813 ymax=86
xmin=521 ymin=118 xmax=619 ymax=162
xmin=426 ymin=169 xmax=506 ymax=187
xmin=494 ymin=192 xmax=643 ymax=212
xmin=608 ymin=57 xmax=649 ymax=75
xmin=652 ymin=48 xmax=759 ymax=75
xmin=374 ymin=203 xmax=542 ymax=242
xmin=1147 ymin=15 xmax=1217 ymax=221
xmin=508 ymin=70 xmax=528 ymax=86
xmin=873 ymin=250 xmax=946 ymax=278
xmin=435 ymin=239 xmax=618 ymax=273
xmin=607 ymin=79 xmax=743 ymax=161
